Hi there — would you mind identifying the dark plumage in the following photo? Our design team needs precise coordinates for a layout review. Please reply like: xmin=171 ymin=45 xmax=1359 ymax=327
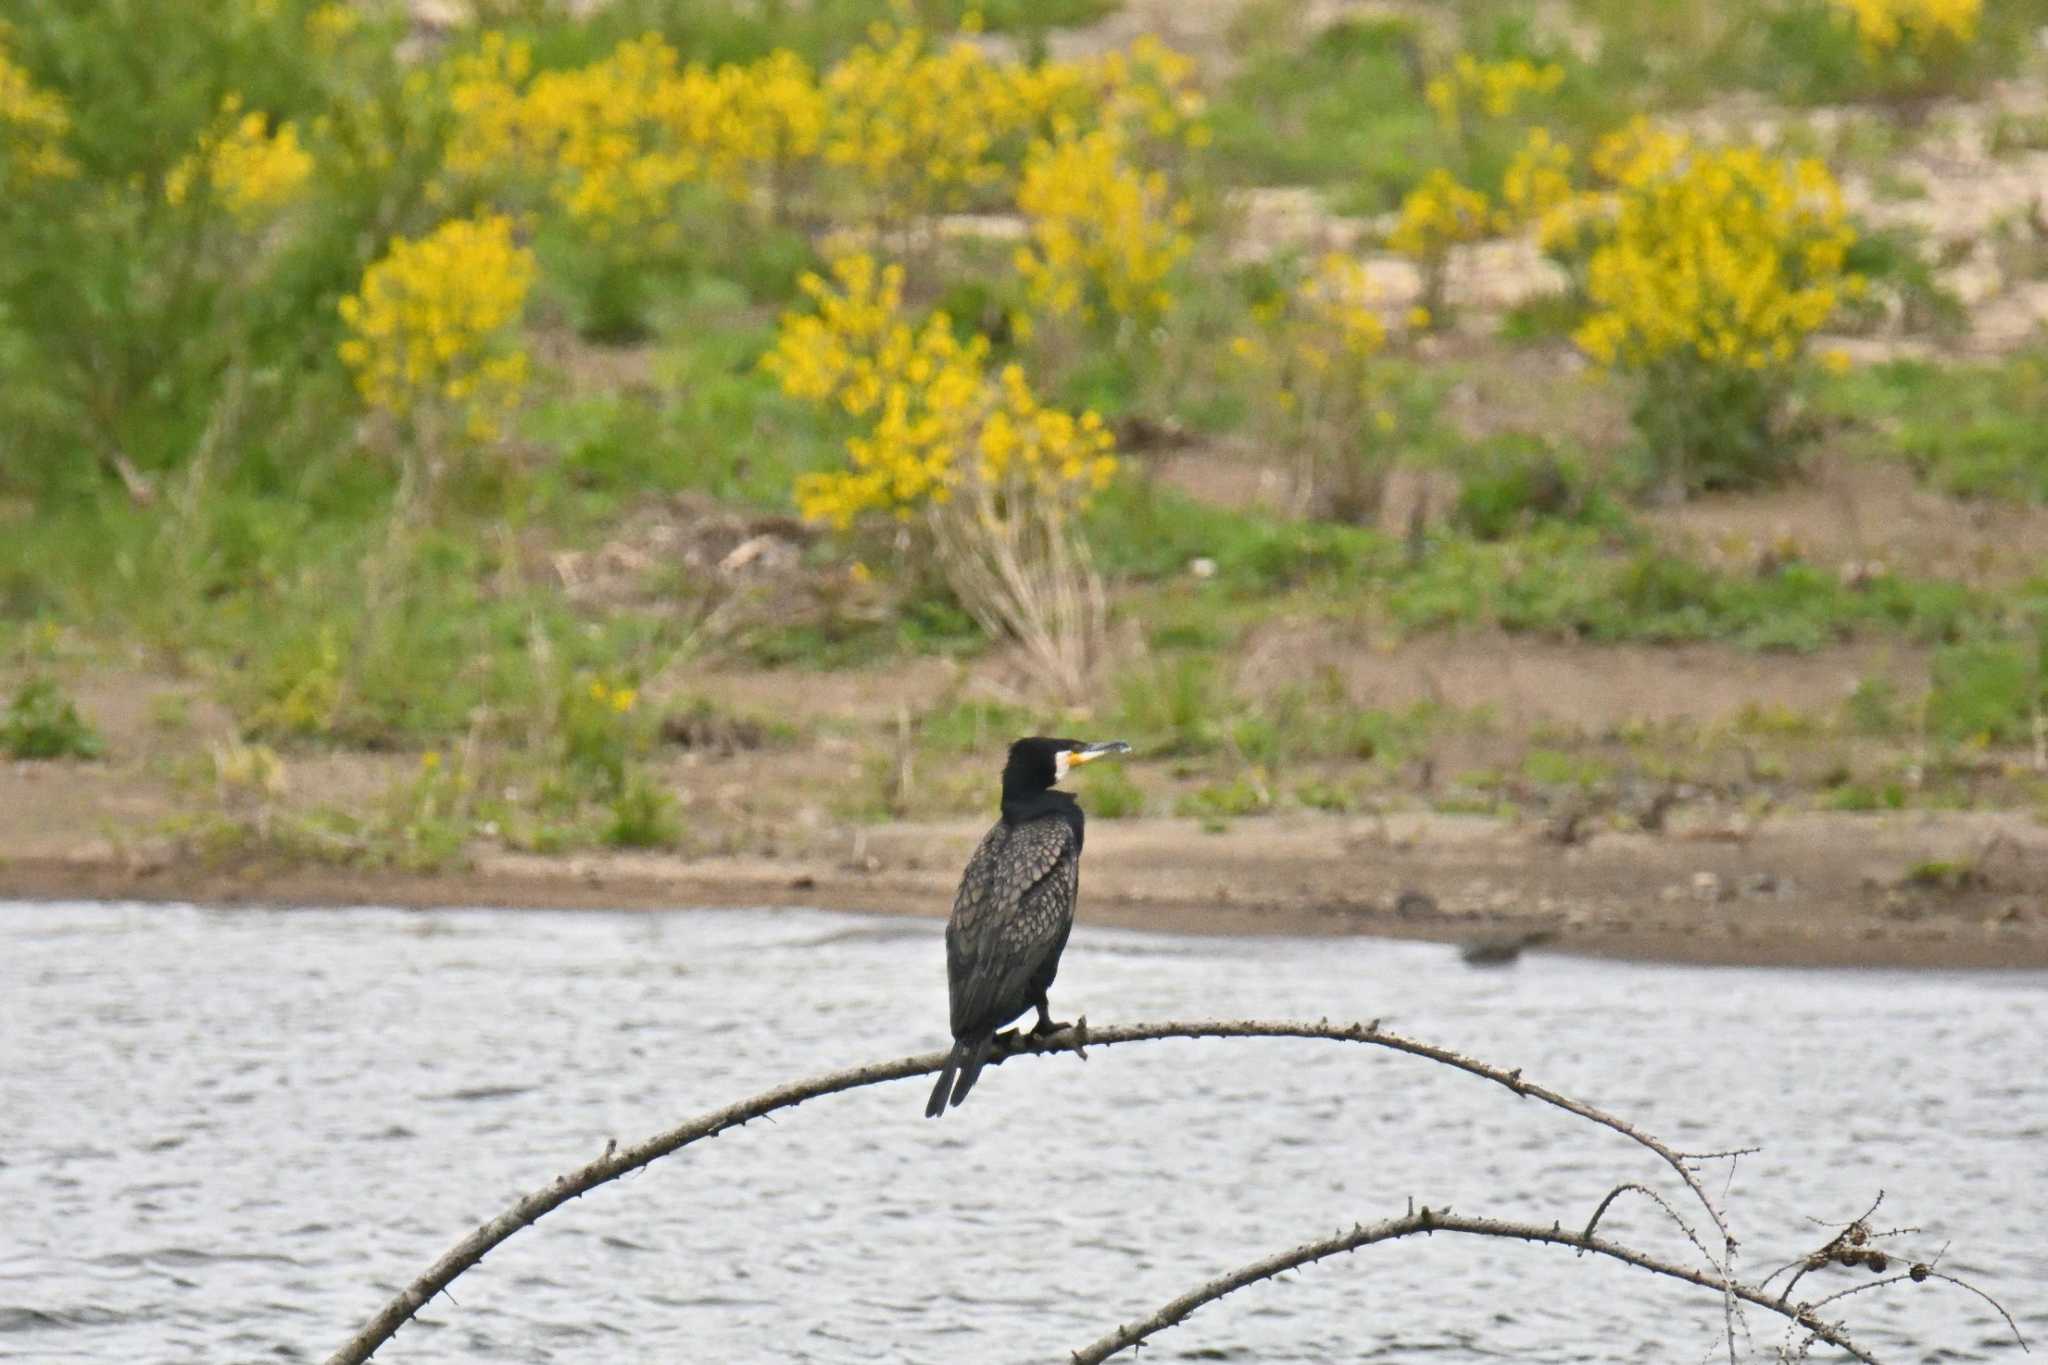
xmin=925 ymin=736 xmax=1130 ymax=1118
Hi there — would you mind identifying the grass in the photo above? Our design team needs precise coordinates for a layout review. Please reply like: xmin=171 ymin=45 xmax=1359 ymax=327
xmin=1816 ymin=352 xmax=2048 ymax=503
xmin=1207 ymin=13 xmax=1438 ymax=209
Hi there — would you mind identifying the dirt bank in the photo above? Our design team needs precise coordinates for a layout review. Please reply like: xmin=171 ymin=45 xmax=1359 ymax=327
xmin=7 ymin=807 xmax=2044 ymax=970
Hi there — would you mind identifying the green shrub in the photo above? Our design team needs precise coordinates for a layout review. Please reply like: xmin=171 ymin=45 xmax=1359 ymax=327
xmin=1 ymin=2 xmax=435 ymax=499
xmin=606 ymin=773 xmax=681 ymax=848
xmin=2 ymin=677 xmax=103 ymax=760
xmin=1450 ymin=440 xmax=1608 ymax=541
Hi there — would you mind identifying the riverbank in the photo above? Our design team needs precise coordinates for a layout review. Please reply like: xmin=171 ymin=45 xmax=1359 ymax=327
xmin=8 ymin=804 xmax=2043 ymax=970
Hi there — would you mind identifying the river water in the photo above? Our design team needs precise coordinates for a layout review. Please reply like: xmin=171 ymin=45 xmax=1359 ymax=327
xmin=0 ymin=901 xmax=2042 ymax=1364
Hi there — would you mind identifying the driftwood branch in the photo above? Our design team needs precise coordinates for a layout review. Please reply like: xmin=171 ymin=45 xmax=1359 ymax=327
xmin=1067 ymin=1206 xmax=1879 ymax=1365
xmin=324 ymin=1015 xmax=1988 ymax=1365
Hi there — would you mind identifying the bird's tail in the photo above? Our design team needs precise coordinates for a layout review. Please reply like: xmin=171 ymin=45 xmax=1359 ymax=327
xmin=923 ymin=1036 xmax=990 ymax=1118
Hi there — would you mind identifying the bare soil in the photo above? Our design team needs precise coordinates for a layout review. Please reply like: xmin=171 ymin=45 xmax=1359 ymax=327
xmin=6 ymin=656 xmax=2045 ymax=970
xmin=7 ymin=804 xmax=2044 ymax=969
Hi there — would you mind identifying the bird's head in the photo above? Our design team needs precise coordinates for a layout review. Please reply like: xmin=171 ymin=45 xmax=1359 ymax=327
xmin=1003 ymin=736 xmax=1132 ymax=797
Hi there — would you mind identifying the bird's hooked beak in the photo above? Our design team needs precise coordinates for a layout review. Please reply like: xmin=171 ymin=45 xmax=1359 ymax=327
xmin=1069 ymin=740 xmax=1133 ymax=766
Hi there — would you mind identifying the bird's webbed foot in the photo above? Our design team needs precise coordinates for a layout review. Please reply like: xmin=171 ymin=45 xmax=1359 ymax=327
xmin=1030 ymin=1002 xmax=1070 ymax=1037
xmin=1030 ymin=1008 xmax=1088 ymax=1059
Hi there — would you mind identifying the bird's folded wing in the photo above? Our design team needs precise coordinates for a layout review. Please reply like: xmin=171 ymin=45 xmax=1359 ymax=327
xmin=947 ymin=819 xmax=1077 ymax=1035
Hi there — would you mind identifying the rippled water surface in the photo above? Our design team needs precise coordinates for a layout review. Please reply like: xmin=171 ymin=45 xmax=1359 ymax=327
xmin=2 ymin=901 xmax=2043 ymax=1363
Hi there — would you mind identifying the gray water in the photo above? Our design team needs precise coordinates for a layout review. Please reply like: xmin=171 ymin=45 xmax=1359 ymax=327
xmin=0 ymin=902 xmax=2042 ymax=1364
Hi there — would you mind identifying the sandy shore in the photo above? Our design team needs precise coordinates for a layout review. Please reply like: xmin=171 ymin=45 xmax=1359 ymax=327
xmin=7 ymin=808 xmax=2045 ymax=970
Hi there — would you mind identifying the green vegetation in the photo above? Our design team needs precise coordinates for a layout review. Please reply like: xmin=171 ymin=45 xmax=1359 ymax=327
xmin=2 ymin=678 xmax=102 ymax=760
xmin=3 ymin=0 xmax=2048 ymax=865
xmin=1819 ymin=352 xmax=2048 ymax=502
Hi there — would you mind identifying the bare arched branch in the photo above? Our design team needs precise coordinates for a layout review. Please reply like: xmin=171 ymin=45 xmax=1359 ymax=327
xmin=1066 ymin=1206 xmax=1878 ymax=1365
xmin=326 ymin=1016 xmax=1751 ymax=1365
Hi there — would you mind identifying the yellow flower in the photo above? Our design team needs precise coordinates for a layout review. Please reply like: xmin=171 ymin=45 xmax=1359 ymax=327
xmin=1014 ymin=126 xmax=1191 ymax=326
xmin=1821 ymin=347 xmax=1854 ymax=374
xmin=166 ymin=97 xmax=314 ymax=223
xmin=1830 ymin=0 xmax=1979 ymax=55
xmin=1499 ymin=126 xmax=1574 ymax=229
xmin=1590 ymin=116 xmax=1690 ymax=188
xmin=1388 ymin=169 xmax=1492 ymax=260
xmin=306 ymin=3 xmax=359 ymax=48
xmin=1235 ymin=253 xmax=1396 ymax=442
xmin=0 ymin=29 xmax=78 ymax=190
xmin=1571 ymin=145 xmax=1854 ymax=376
xmin=767 ymin=253 xmax=1115 ymax=527
xmin=1426 ymin=53 xmax=1563 ymax=133
xmin=337 ymin=214 xmax=536 ymax=440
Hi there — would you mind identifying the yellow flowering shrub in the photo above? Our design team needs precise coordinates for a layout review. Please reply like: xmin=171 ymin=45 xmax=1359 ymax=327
xmin=1014 ymin=126 xmax=1193 ymax=327
xmin=1574 ymin=147 xmax=1853 ymax=371
xmin=1499 ymin=126 xmax=1574 ymax=231
xmin=1423 ymin=54 xmax=1564 ymax=134
xmin=0 ymin=31 xmax=76 ymax=191
xmin=165 ymin=95 xmax=314 ymax=224
xmin=305 ymin=3 xmax=360 ymax=49
xmin=444 ymin=32 xmax=536 ymax=184
xmin=336 ymin=213 xmax=536 ymax=443
xmin=446 ymin=34 xmax=827 ymax=244
xmin=1589 ymin=115 xmax=1691 ymax=188
xmin=765 ymin=254 xmax=1116 ymax=527
xmin=1388 ymin=169 xmax=1492 ymax=315
xmin=1231 ymin=253 xmax=1405 ymax=518
xmin=822 ymin=25 xmax=1025 ymax=213
xmin=1074 ymin=35 xmax=1210 ymax=154
xmin=1532 ymin=117 xmax=1692 ymax=260
xmin=1830 ymin=0 xmax=1980 ymax=57
xmin=766 ymin=252 xmax=1118 ymax=697
xmin=821 ymin=26 xmax=1204 ymax=220
xmin=1572 ymin=145 xmax=1858 ymax=488
xmin=442 ymin=24 xmax=1204 ymax=242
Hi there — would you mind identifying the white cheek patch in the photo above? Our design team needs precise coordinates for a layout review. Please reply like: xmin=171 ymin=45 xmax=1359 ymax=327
xmin=1054 ymin=750 xmax=1072 ymax=783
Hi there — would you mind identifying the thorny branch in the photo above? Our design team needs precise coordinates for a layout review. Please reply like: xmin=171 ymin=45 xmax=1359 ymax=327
xmin=323 ymin=1016 xmax=2012 ymax=1365
xmin=1069 ymin=1206 xmax=1873 ymax=1365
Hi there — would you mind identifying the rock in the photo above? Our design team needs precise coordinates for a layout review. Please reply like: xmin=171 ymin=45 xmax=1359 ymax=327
xmin=1691 ymin=871 xmax=1729 ymax=903
xmin=719 ymin=534 xmax=799 ymax=576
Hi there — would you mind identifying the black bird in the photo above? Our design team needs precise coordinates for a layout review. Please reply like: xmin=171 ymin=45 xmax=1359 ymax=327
xmin=925 ymin=736 xmax=1131 ymax=1118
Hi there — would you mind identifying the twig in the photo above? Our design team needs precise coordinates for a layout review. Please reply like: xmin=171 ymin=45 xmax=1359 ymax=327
xmin=1581 ymin=1180 xmax=1714 ymax=1265
xmin=1798 ymin=1267 xmax=2028 ymax=1352
xmin=1066 ymin=1208 xmax=1877 ymax=1365
xmin=326 ymin=1016 xmax=1740 ymax=1364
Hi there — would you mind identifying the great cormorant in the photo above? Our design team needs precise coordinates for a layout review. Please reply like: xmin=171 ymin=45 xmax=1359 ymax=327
xmin=924 ymin=736 xmax=1131 ymax=1118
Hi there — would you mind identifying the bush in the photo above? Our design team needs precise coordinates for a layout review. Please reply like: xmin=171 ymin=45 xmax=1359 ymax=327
xmin=1572 ymin=144 xmax=1857 ymax=494
xmin=1450 ymin=440 xmax=1602 ymax=540
xmin=0 ymin=3 xmax=434 ymax=498
xmin=2 ymin=676 xmax=103 ymax=760
xmin=605 ymin=773 xmax=680 ymax=848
